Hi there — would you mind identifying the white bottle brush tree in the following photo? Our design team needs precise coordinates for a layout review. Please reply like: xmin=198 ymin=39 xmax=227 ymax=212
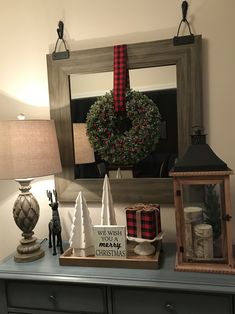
xmin=69 ymin=191 xmax=95 ymax=257
xmin=101 ymin=174 xmax=117 ymax=225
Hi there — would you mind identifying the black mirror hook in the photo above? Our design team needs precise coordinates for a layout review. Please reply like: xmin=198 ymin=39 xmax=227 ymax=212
xmin=173 ymin=1 xmax=195 ymax=46
xmin=52 ymin=21 xmax=70 ymax=60
xmin=182 ymin=1 xmax=188 ymax=21
xmin=57 ymin=21 xmax=64 ymax=39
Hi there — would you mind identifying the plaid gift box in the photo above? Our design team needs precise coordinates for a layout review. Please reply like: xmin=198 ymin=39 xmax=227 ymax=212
xmin=126 ymin=204 xmax=161 ymax=240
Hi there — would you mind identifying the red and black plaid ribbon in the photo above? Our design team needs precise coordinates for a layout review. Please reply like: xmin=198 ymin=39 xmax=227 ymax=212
xmin=113 ymin=44 xmax=130 ymax=112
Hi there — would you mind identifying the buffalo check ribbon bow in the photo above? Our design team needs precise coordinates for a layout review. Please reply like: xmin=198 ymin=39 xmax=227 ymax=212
xmin=113 ymin=44 xmax=130 ymax=112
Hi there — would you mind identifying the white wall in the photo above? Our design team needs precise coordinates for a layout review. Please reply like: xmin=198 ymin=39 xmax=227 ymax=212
xmin=0 ymin=0 xmax=235 ymax=259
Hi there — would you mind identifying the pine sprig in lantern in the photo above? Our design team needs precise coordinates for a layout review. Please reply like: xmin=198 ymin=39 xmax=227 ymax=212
xmin=204 ymin=184 xmax=221 ymax=241
xmin=86 ymin=89 xmax=161 ymax=165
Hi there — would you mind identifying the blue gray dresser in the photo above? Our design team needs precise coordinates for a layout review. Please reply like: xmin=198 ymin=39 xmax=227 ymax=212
xmin=0 ymin=243 xmax=234 ymax=314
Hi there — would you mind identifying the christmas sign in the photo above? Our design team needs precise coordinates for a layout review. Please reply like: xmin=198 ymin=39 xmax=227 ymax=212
xmin=93 ymin=225 xmax=127 ymax=259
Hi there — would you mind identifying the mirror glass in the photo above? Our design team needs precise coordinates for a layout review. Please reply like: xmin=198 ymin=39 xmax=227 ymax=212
xmin=70 ymin=66 xmax=177 ymax=179
xmin=70 ymin=66 xmax=176 ymax=98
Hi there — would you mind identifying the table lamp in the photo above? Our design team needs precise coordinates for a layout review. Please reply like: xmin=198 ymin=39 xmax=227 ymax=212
xmin=0 ymin=118 xmax=62 ymax=262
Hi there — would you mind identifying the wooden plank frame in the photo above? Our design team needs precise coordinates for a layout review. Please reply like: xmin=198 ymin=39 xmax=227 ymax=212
xmin=47 ymin=36 xmax=202 ymax=204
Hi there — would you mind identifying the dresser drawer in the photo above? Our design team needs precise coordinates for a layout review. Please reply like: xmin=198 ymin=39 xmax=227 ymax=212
xmin=7 ymin=280 xmax=106 ymax=313
xmin=112 ymin=287 xmax=233 ymax=314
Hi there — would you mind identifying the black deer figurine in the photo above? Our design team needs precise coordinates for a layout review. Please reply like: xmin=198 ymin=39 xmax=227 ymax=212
xmin=47 ymin=190 xmax=64 ymax=255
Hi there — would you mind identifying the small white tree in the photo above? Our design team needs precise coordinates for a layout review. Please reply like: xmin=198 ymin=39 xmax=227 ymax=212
xmin=101 ymin=174 xmax=117 ymax=225
xmin=116 ymin=168 xmax=122 ymax=179
xmin=69 ymin=191 xmax=94 ymax=257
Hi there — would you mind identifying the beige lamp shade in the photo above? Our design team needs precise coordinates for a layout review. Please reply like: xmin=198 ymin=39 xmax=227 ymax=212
xmin=73 ymin=123 xmax=95 ymax=164
xmin=0 ymin=120 xmax=62 ymax=180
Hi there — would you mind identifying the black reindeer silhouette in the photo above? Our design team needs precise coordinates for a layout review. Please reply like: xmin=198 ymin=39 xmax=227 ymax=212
xmin=47 ymin=190 xmax=63 ymax=255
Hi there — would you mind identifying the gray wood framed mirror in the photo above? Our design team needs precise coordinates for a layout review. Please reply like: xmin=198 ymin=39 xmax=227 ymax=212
xmin=47 ymin=35 xmax=202 ymax=204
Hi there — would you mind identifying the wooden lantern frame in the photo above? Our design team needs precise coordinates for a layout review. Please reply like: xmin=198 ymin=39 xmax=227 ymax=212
xmin=170 ymin=170 xmax=235 ymax=274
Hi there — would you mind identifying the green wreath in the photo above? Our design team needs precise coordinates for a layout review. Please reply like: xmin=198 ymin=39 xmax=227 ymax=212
xmin=86 ymin=89 xmax=161 ymax=165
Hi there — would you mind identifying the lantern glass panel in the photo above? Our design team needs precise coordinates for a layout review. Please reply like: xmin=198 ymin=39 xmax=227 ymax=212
xmin=181 ymin=182 xmax=227 ymax=264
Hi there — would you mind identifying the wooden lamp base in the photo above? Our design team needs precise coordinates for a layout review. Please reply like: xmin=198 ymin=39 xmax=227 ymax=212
xmin=13 ymin=179 xmax=44 ymax=263
xmin=14 ymin=236 xmax=44 ymax=263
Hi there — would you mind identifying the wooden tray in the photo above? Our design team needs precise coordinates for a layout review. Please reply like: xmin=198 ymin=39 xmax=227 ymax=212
xmin=59 ymin=240 xmax=162 ymax=269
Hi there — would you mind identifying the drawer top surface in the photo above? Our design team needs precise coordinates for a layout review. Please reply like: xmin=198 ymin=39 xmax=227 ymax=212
xmin=0 ymin=242 xmax=235 ymax=294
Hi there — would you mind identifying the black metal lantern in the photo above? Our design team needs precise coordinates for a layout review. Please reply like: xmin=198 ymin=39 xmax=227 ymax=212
xmin=170 ymin=127 xmax=234 ymax=274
